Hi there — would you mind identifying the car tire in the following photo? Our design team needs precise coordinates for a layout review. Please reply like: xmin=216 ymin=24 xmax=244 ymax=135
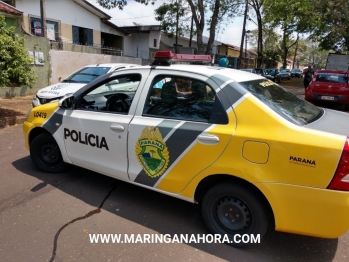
xmin=202 ymin=183 xmax=270 ymax=247
xmin=30 ymin=133 xmax=68 ymax=173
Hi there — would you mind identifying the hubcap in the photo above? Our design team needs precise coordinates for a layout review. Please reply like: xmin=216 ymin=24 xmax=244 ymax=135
xmin=39 ymin=142 xmax=60 ymax=164
xmin=215 ymin=196 xmax=251 ymax=231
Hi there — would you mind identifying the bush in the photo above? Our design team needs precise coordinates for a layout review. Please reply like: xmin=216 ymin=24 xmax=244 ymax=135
xmin=0 ymin=15 xmax=36 ymax=88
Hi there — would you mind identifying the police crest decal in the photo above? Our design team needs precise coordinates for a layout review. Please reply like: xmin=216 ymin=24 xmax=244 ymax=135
xmin=136 ymin=126 xmax=169 ymax=178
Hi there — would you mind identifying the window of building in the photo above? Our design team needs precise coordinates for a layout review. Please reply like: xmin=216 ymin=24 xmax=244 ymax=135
xmin=29 ymin=15 xmax=60 ymax=41
xmin=154 ymin=39 xmax=157 ymax=48
xmin=3 ymin=0 xmax=15 ymax=7
xmin=72 ymin=26 xmax=93 ymax=46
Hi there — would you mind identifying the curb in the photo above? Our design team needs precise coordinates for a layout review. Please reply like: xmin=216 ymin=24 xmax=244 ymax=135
xmin=0 ymin=116 xmax=26 ymax=128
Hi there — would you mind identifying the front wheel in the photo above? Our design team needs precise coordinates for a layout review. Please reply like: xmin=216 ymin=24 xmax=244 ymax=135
xmin=202 ymin=183 xmax=270 ymax=247
xmin=30 ymin=133 xmax=68 ymax=173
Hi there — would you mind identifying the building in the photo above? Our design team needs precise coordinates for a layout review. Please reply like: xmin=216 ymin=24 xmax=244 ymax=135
xmin=0 ymin=0 xmax=22 ymax=34
xmin=13 ymin=0 xmax=129 ymax=53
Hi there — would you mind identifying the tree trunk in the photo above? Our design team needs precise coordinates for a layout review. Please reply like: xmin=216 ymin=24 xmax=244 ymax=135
xmin=206 ymin=0 xmax=221 ymax=55
xmin=292 ymin=34 xmax=299 ymax=69
xmin=175 ymin=0 xmax=179 ymax=53
xmin=256 ymin=13 xmax=263 ymax=67
xmin=187 ymin=0 xmax=205 ymax=54
xmin=282 ymin=26 xmax=287 ymax=68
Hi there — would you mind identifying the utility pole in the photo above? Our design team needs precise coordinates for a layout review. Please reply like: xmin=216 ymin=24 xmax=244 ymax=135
xmin=189 ymin=16 xmax=193 ymax=48
xmin=239 ymin=0 xmax=248 ymax=69
xmin=175 ymin=0 xmax=179 ymax=53
xmin=40 ymin=0 xmax=46 ymax=38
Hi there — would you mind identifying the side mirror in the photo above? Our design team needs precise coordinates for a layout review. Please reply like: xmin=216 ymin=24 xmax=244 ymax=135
xmin=59 ymin=94 xmax=74 ymax=109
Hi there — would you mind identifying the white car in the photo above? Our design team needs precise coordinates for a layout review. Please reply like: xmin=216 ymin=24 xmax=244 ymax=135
xmin=32 ymin=63 xmax=139 ymax=107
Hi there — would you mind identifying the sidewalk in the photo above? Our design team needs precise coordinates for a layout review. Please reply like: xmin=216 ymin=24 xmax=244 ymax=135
xmin=0 ymin=95 xmax=33 ymax=128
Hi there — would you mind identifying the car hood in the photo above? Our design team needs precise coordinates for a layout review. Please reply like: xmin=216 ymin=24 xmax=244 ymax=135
xmin=36 ymin=83 xmax=86 ymax=99
xmin=305 ymin=108 xmax=349 ymax=137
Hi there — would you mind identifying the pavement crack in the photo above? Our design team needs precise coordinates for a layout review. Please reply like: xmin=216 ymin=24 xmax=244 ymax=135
xmin=49 ymin=184 xmax=116 ymax=262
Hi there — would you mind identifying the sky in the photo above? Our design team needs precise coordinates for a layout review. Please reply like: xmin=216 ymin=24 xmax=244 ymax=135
xmin=86 ymin=0 xmax=258 ymax=47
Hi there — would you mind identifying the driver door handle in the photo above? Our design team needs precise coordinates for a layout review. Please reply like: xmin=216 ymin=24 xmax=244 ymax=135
xmin=110 ymin=124 xmax=124 ymax=132
xmin=197 ymin=134 xmax=219 ymax=145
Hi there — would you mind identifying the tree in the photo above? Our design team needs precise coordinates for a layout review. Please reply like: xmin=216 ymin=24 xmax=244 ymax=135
xmin=262 ymin=49 xmax=281 ymax=68
xmin=0 ymin=15 xmax=36 ymax=88
xmin=154 ymin=0 xmax=193 ymax=52
xmin=309 ymin=0 xmax=349 ymax=52
xmin=249 ymin=0 xmax=264 ymax=67
xmin=96 ymin=0 xmax=241 ymax=55
xmin=264 ymin=0 xmax=314 ymax=68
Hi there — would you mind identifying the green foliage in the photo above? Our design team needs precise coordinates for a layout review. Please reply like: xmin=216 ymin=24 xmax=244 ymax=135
xmin=0 ymin=15 xmax=36 ymax=88
xmin=96 ymin=0 xmax=128 ymax=9
xmin=309 ymin=0 xmax=349 ymax=52
xmin=262 ymin=49 xmax=281 ymax=68
xmin=155 ymin=0 xmax=192 ymax=38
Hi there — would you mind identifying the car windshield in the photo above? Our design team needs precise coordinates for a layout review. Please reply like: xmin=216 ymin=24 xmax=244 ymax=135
xmin=316 ymin=73 xmax=348 ymax=84
xmin=239 ymin=79 xmax=323 ymax=125
xmin=62 ymin=66 xmax=111 ymax=84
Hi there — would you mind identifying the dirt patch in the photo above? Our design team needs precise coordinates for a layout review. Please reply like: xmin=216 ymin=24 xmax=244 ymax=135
xmin=0 ymin=96 xmax=33 ymax=128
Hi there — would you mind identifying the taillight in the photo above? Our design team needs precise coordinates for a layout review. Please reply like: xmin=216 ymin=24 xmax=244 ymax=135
xmin=327 ymin=138 xmax=349 ymax=191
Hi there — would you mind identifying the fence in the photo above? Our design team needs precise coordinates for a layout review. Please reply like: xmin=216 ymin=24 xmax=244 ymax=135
xmin=50 ymin=41 xmax=123 ymax=56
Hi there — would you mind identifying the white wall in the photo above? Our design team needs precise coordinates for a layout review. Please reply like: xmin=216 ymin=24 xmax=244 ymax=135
xmin=161 ymin=33 xmax=198 ymax=49
xmin=149 ymin=31 xmax=161 ymax=50
xmin=16 ymin=0 xmax=101 ymax=30
xmin=123 ymin=33 xmax=150 ymax=59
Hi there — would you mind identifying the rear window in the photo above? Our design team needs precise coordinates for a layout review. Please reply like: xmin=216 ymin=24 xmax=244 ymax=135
xmin=63 ymin=67 xmax=111 ymax=84
xmin=316 ymin=73 xmax=348 ymax=84
xmin=239 ymin=79 xmax=323 ymax=125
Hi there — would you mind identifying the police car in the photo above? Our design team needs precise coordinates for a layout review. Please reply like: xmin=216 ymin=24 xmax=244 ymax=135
xmin=32 ymin=63 xmax=139 ymax=107
xmin=23 ymin=51 xmax=349 ymax=245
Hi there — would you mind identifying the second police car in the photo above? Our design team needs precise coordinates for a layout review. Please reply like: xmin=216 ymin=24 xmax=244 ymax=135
xmin=23 ymin=51 xmax=349 ymax=246
xmin=32 ymin=63 xmax=139 ymax=107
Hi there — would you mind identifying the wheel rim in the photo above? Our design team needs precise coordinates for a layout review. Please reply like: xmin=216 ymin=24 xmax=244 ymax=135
xmin=39 ymin=141 xmax=61 ymax=165
xmin=214 ymin=196 xmax=251 ymax=232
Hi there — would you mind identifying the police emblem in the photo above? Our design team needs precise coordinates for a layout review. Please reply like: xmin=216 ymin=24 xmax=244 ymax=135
xmin=136 ymin=126 xmax=169 ymax=178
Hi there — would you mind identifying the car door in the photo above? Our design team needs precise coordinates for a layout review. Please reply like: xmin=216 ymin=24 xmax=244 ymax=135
xmin=61 ymin=70 xmax=149 ymax=180
xmin=127 ymin=70 xmax=237 ymax=194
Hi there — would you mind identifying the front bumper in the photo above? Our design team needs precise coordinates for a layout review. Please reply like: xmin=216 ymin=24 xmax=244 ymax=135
xmin=23 ymin=121 xmax=35 ymax=150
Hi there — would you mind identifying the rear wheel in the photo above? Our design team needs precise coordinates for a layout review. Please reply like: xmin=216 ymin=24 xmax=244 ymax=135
xmin=202 ymin=183 xmax=270 ymax=247
xmin=30 ymin=133 xmax=68 ymax=173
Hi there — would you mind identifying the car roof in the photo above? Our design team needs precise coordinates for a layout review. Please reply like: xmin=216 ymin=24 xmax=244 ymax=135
xmin=123 ymin=64 xmax=265 ymax=82
xmin=84 ymin=63 xmax=140 ymax=68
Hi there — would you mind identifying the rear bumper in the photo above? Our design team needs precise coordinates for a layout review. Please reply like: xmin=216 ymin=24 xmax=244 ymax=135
xmin=305 ymin=93 xmax=349 ymax=104
xmin=256 ymin=183 xmax=349 ymax=238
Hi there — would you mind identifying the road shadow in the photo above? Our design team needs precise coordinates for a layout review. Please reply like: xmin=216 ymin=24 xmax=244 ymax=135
xmin=12 ymin=157 xmax=338 ymax=261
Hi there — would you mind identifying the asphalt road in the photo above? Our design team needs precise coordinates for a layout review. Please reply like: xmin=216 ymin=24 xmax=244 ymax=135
xmin=1 ymin=79 xmax=349 ymax=261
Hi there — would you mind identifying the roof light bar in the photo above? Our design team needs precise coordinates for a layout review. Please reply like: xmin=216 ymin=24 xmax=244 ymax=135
xmin=152 ymin=51 xmax=212 ymax=66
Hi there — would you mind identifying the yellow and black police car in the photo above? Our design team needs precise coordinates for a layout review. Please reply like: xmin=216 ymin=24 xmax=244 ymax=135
xmin=23 ymin=51 xmax=349 ymax=245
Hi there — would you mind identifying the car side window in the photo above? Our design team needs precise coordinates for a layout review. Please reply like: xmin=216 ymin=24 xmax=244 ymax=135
xmin=78 ymin=74 xmax=141 ymax=114
xmin=143 ymin=75 xmax=221 ymax=123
